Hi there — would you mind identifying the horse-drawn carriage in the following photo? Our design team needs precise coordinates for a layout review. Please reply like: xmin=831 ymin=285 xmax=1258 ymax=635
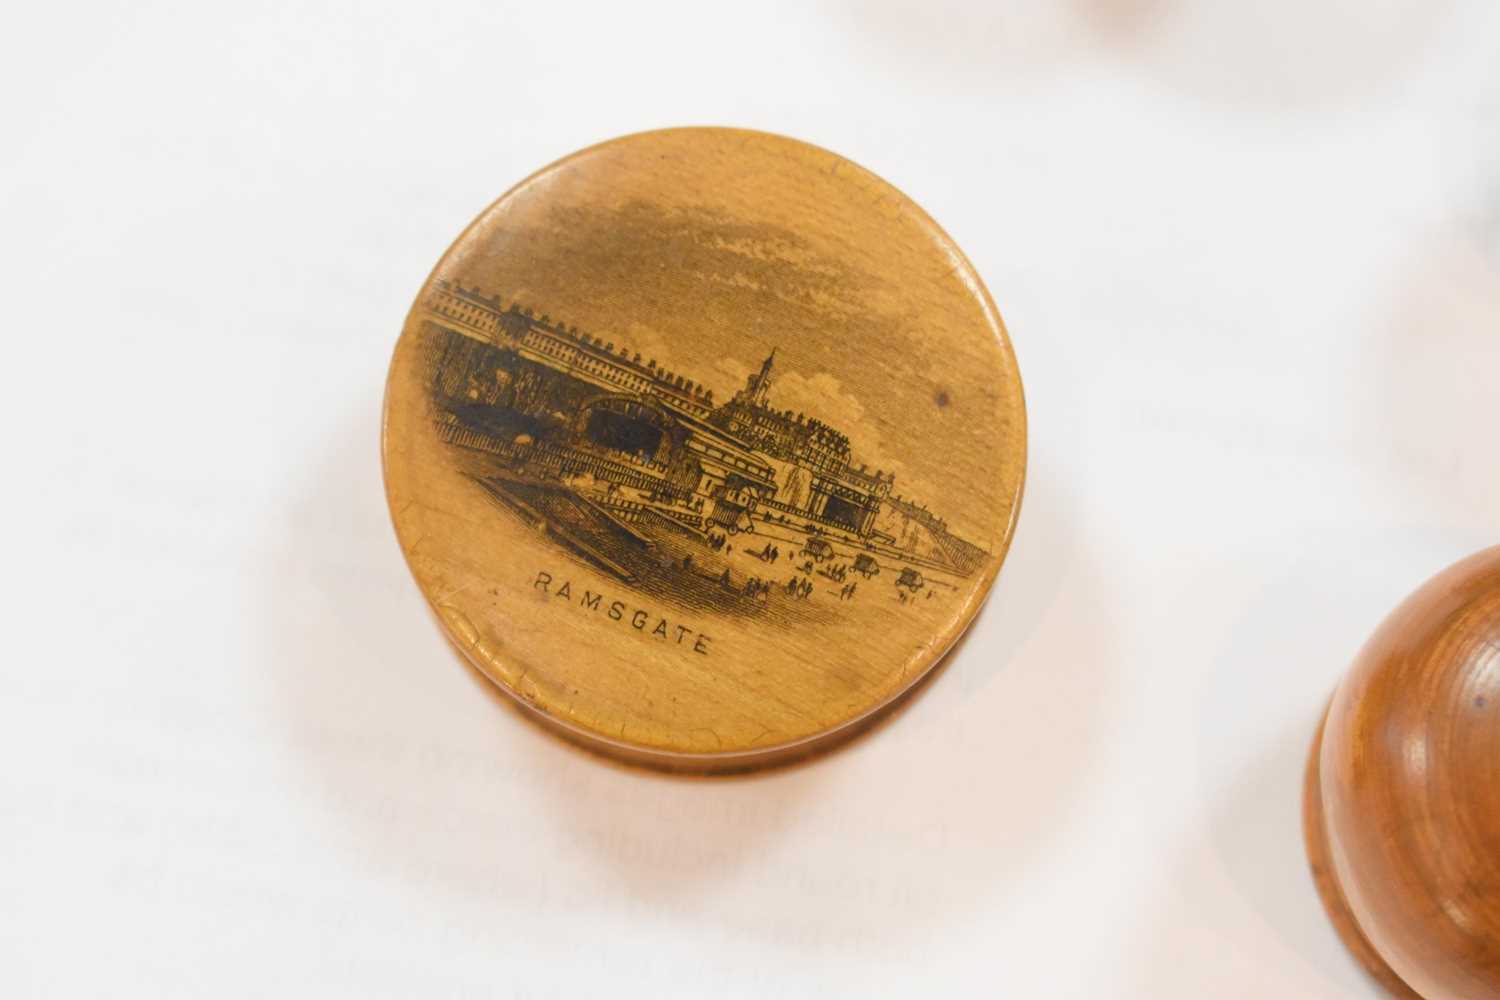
xmin=800 ymin=538 xmax=834 ymax=563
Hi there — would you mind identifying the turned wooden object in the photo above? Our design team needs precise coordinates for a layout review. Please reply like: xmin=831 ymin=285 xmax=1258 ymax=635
xmin=1306 ymin=545 xmax=1500 ymax=998
xmin=382 ymin=128 xmax=1025 ymax=772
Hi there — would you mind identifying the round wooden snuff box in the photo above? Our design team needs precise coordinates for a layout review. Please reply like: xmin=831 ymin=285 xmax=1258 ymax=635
xmin=382 ymin=128 xmax=1026 ymax=772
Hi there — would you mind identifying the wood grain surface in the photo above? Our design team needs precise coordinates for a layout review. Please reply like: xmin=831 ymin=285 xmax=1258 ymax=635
xmin=382 ymin=128 xmax=1026 ymax=771
xmin=1309 ymin=545 xmax=1500 ymax=998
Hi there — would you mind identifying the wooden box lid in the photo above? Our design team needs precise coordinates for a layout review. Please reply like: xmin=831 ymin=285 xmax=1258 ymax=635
xmin=382 ymin=128 xmax=1026 ymax=772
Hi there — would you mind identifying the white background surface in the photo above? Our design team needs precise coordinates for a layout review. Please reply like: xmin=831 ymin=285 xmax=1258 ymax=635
xmin=4 ymin=2 xmax=1498 ymax=996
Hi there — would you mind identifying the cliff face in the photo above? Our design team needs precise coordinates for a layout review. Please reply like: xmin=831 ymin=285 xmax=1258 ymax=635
xmin=873 ymin=502 xmax=948 ymax=564
xmin=873 ymin=499 xmax=990 ymax=576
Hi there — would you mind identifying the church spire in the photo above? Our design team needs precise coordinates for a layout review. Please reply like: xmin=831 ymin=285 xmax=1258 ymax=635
xmin=749 ymin=348 xmax=776 ymax=406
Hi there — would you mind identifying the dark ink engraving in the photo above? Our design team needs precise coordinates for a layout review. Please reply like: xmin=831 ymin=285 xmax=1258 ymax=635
xmin=423 ymin=252 xmax=991 ymax=629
